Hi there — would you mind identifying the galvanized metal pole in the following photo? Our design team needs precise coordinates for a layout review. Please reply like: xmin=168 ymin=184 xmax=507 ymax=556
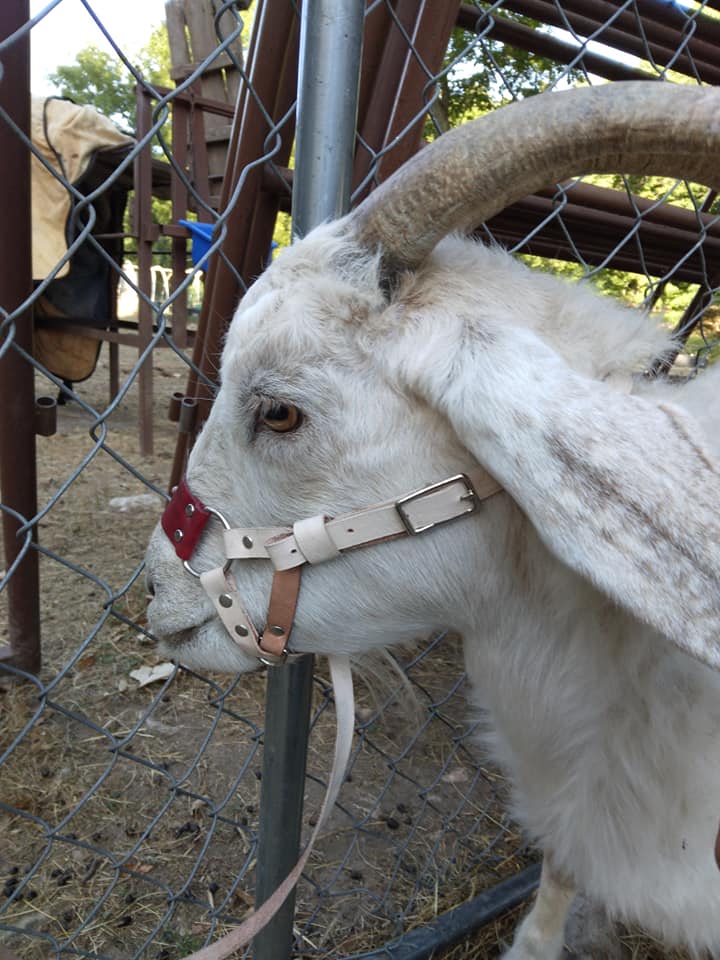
xmin=291 ymin=0 xmax=365 ymax=235
xmin=252 ymin=3 xmax=364 ymax=958
xmin=0 ymin=0 xmax=41 ymax=675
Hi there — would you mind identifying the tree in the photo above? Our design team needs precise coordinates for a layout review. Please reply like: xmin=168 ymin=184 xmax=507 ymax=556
xmin=430 ymin=14 xmax=581 ymax=133
xmin=48 ymin=25 xmax=171 ymax=131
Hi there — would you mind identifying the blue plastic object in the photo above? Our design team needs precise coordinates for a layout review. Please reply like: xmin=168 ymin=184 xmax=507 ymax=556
xmin=178 ymin=219 xmax=215 ymax=270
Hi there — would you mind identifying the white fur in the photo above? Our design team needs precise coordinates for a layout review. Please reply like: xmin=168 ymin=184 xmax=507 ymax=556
xmin=145 ymin=222 xmax=720 ymax=957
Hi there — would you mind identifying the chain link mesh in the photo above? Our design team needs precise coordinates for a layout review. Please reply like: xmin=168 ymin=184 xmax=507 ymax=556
xmin=2 ymin=1 xmax=719 ymax=957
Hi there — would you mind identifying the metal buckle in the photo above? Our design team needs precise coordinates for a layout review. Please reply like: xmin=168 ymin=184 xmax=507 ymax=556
xmin=183 ymin=506 xmax=233 ymax=578
xmin=395 ymin=474 xmax=477 ymax=535
xmin=257 ymin=645 xmax=288 ymax=668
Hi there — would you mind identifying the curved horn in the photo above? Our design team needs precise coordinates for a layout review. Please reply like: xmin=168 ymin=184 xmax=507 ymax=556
xmin=348 ymin=82 xmax=720 ymax=277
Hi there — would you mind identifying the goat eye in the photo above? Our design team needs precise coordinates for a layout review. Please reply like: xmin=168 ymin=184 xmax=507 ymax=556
xmin=257 ymin=400 xmax=303 ymax=433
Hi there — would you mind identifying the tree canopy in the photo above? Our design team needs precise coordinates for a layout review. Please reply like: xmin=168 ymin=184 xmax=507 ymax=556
xmin=47 ymin=25 xmax=171 ymax=131
xmin=430 ymin=14 xmax=581 ymax=132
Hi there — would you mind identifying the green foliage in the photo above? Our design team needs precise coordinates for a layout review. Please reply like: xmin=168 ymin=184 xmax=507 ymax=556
xmin=430 ymin=13 xmax=582 ymax=132
xmin=239 ymin=0 xmax=257 ymax=48
xmin=273 ymin=212 xmax=292 ymax=254
xmin=48 ymin=25 xmax=171 ymax=130
xmin=48 ymin=47 xmax=133 ymax=128
xmin=686 ymin=317 xmax=720 ymax=365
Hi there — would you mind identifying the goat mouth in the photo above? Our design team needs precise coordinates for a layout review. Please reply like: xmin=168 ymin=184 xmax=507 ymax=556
xmin=161 ymin=627 xmax=198 ymax=648
xmin=152 ymin=619 xmax=214 ymax=650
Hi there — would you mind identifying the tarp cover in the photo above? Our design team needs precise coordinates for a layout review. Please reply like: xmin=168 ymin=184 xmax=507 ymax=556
xmin=31 ymin=96 xmax=134 ymax=279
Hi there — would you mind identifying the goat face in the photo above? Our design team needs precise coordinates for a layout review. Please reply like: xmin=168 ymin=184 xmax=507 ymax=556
xmin=146 ymin=82 xmax=720 ymax=677
xmin=145 ymin=225 xmax=494 ymax=673
xmin=146 ymin=212 xmax=720 ymax=677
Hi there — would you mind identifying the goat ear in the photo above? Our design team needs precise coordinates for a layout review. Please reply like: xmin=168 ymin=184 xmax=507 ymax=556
xmin=401 ymin=322 xmax=720 ymax=670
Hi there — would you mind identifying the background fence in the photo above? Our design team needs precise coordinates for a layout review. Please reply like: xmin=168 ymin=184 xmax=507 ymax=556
xmin=2 ymin=0 xmax=720 ymax=958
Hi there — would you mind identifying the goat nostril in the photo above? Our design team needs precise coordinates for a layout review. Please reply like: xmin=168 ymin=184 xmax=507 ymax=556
xmin=145 ymin=574 xmax=156 ymax=600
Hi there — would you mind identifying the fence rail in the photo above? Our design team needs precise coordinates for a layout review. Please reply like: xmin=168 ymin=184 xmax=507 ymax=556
xmin=2 ymin=1 xmax=719 ymax=958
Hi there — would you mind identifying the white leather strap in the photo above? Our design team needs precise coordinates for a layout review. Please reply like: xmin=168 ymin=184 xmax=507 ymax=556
xmin=222 ymin=469 xmax=502 ymax=571
xmin=184 ymin=467 xmax=504 ymax=957
xmin=223 ymin=526 xmax=289 ymax=560
xmin=181 ymin=654 xmax=355 ymax=960
xmin=200 ymin=566 xmax=262 ymax=660
xmin=292 ymin=514 xmax=341 ymax=564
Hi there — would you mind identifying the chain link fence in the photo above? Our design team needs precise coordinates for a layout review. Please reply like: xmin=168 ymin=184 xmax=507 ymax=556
xmin=2 ymin=1 xmax=719 ymax=958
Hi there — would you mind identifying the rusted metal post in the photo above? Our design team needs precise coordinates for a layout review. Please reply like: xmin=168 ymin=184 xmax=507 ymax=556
xmin=170 ymin=93 xmax=190 ymax=350
xmin=133 ymin=85 xmax=156 ymax=457
xmin=0 ymin=0 xmax=41 ymax=674
xmin=168 ymin=1 xmax=301 ymax=489
xmin=353 ymin=0 xmax=459 ymax=193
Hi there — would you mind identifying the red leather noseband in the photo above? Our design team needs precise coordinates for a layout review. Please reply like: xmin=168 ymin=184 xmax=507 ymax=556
xmin=161 ymin=479 xmax=212 ymax=562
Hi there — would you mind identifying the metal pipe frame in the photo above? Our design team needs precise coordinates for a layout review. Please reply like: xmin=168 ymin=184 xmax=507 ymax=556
xmin=485 ymin=191 xmax=720 ymax=282
xmin=558 ymin=0 xmax=720 ymax=75
xmin=252 ymin=4 xmax=365 ymax=958
xmin=352 ymin=0 xmax=459 ymax=196
xmin=133 ymin=85 xmax=157 ymax=456
xmin=500 ymin=0 xmax=720 ymax=84
xmin=0 ymin=0 xmax=41 ymax=675
xmin=169 ymin=0 xmax=300 ymax=489
xmin=457 ymin=4 xmax=655 ymax=82
xmin=291 ymin=1 xmax=365 ymax=232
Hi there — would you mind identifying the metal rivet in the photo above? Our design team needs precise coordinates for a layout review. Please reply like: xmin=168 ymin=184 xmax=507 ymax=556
xmin=235 ymin=624 xmax=249 ymax=638
xmin=218 ymin=594 xmax=233 ymax=608
xmin=185 ymin=503 xmax=195 ymax=517
xmin=242 ymin=535 xmax=254 ymax=549
xmin=173 ymin=529 xmax=184 ymax=542
xmin=269 ymin=625 xmax=285 ymax=637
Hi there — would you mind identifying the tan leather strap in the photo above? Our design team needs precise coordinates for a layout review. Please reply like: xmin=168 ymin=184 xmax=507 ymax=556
xmin=199 ymin=567 xmax=303 ymax=665
xmin=197 ymin=467 xmax=503 ymax=663
xmin=223 ymin=525 xmax=289 ymax=560
xmin=260 ymin=568 xmax=302 ymax=660
xmin=292 ymin=514 xmax=341 ymax=563
xmin=179 ymin=468 xmax=505 ymax=955
xmin=182 ymin=654 xmax=355 ymax=960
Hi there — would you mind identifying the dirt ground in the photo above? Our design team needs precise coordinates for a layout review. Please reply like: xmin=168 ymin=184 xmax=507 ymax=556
xmin=0 ymin=342 xmax=695 ymax=960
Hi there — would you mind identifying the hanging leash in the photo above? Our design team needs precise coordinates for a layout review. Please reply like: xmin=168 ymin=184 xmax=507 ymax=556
xmin=182 ymin=653 xmax=354 ymax=960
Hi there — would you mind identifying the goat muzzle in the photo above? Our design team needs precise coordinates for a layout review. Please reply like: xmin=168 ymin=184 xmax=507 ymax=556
xmin=161 ymin=469 xmax=504 ymax=665
xmin=161 ymin=479 xmax=299 ymax=664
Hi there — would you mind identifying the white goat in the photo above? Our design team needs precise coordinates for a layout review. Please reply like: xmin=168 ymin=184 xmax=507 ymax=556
xmin=145 ymin=83 xmax=720 ymax=958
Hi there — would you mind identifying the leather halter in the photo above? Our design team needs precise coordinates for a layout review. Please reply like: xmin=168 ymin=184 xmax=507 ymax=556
xmin=162 ymin=468 xmax=504 ymax=662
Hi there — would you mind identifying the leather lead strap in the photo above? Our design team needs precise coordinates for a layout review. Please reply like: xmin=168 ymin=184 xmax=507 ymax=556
xmin=181 ymin=655 xmax=355 ymax=960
